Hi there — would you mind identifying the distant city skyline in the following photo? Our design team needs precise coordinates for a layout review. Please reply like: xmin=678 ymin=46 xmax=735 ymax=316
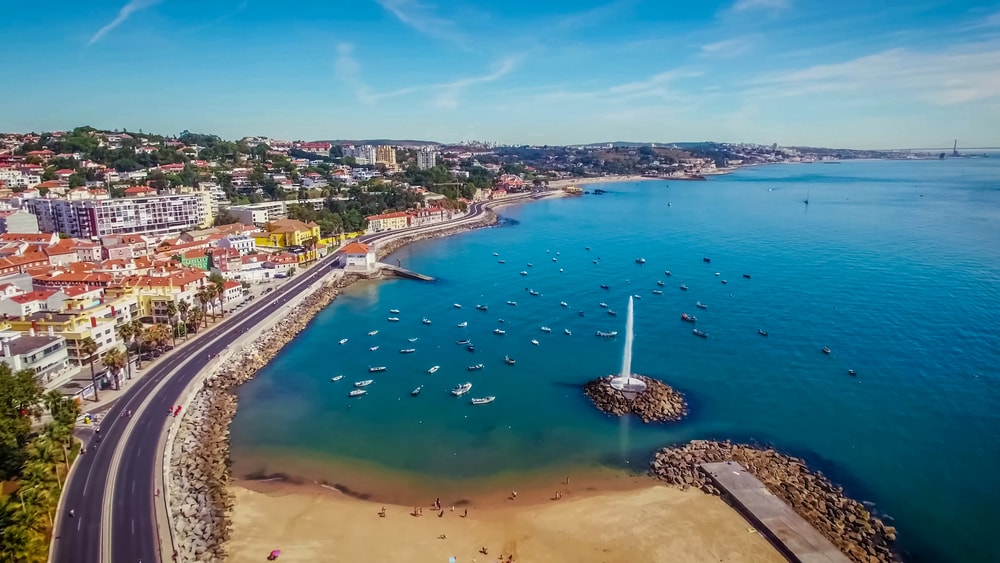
xmin=2 ymin=0 xmax=999 ymax=149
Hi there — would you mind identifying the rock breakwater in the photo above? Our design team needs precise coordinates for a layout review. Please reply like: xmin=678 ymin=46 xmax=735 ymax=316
xmin=583 ymin=375 xmax=687 ymax=423
xmin=650 ymin=440 xmax=899 ymax=563
xmin=167 ymin=273 xmax=361 ymax=561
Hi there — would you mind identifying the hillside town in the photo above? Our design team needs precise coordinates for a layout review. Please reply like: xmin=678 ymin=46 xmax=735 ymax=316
xmin=0 ymin=126 xmax=919 ymax=402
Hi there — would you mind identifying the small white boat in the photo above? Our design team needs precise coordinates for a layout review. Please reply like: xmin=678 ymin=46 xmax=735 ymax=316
xmin=467 ymin=364 xmax=484 ymax=371
xmin=633 ymin=294 xmax=642 ymax=300
xmin=560 ymin=301 xmax=568 ymax=307
xmin=540 ymin=326 xmax=552 ymax=333
xmin=657 ymin=280 xmax=665 ymax=286
xmin=636 ymin=258 xmax=646 ymax=264
xmin=596 ymin=331 xmax=618 ymax=337
xmin=652 ymin=290 xmax=663 ymax=295
xmin=354 ymin=380 xmax=374 ymax=387
xmin=504 ymin=356 xmax=516 ymax=365
xmin=349 ymin=389 xmax=367 ymax=397
xmin=339 ymin=338 xmax=348 ymax=345
xmin=559 ymin=268 xmax=564 ymax=272
xmin=387 ymin=317 xmax=400 ymax=322
xmin=411 ymin=385 xmax=423 ymax=396
xmin=696 ymin=302 xmax=708 ymax=309
xmin=599 ymin=302 xmax=608 ymax=308
xmin=369 ymin=366 xmax=387 ymax=373
xmin=564 ymin=329 xmax=572 ymax=335
xmin=456 ymin=339 xmax=470 ymax=345
xmin=607 ymin=310 xmax=617 ymax=316
xmin=531 ymin=339 xmax=539 ymax=346
xmin=552 ymin=257 xmax=557 ymax=262
xmin=507 ymin=301 xmax=517 ymax=306
xmin=428 ymin=365 xmax=440 ymax=374
xmin=452 ymin=382 xmax=473 ymax=396
xmin=529 ymin=289 xmax=539 ymax=296
xmin=389 ymin=309 xmax=400 ymax=314
xmin=679 ymin=284 xmax=688 ymax=291
xmin=454 ymin=303 xmax=462 ymax=309
xmin=400 ymin=348 xmax=416 ymax=354
xmin=527 ymin=263 xmax=534 ymax=267
xmin=475 ymin=304 xmax=488 ymax=311
xmin=498 ymin=259 xmax=506 ymax=264
xmin=471 ymin=396 xmax=495 ymax=405
xmin=422 ymin=318 xmax=432 ymax=325
xmin=408 ymin=337 xmax=418 ymax=342
xmin=520 ymin=271 xmax=528 ymax=276
xmin=493 ymin=252 xmax=499 ymax=256
xmin=369 ymin=346 xmax=379 ymax=351
xmin=457 ymin=321 xmax=468 ymax=327
xmin=331 ymin=375 xmax=344 ymax=382
xmin=493 ymin=328 xmax=506 ymax=335
xmin=368 ymin=330 xmax=378 ymax=336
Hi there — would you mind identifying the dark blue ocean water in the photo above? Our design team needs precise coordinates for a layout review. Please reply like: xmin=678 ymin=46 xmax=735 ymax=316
xmin=231 ymin=159 xmax=1000 ymax=562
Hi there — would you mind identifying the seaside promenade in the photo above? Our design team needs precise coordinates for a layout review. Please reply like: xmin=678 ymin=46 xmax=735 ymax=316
xmin=48 ymin=192 xmax=545 ymax=563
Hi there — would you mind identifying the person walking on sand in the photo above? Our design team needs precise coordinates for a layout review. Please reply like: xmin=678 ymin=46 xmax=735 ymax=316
xmin=511 ymin=490 xmax=517 ymax=499
xmin=463 ymin=508 xmax=468 ymax=517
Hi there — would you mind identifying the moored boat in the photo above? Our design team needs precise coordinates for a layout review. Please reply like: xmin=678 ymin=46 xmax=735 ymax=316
xmin=652 ymin=290 xmax=663 ymax=295
xmin=635 ymin=258 xmax=646 ymax=264
xmin=493 ymin=328 xmax=506 ymax=335
xmin=349 ymin=389 xmax=367 ymax=397
xmin=471 ymin=396 xmax=496 ymax=405
xmin=387 ymin=317 xmax=400 ymax=322
xmin=468 ymin=363 xmax=484 ymax=371
xmin=679 ymin=284 xmax=688 ymax=290
xmin=529 ymin=289 xmax=539 ymax=296
xmin=475 ymin=304 xmax=488 ymax=311
xmin=454 ymin=303 xmax=462 ymax=308
xmin=564 ymin=329 xmax=572 ymax=335
xmin=368 ymin=330 xmax=379 ymax=336
xmin=657 ymin=280 xmax=665 ymax=286
xmin=369 ymin=346 xmax=379 ymax=351
xmin=681 ymin=313 xmax=697 ymax=322
xmin=498 ymin=260 xmax=506 ymax=264
xmin=339 ymin=338 xmax=348 ymax=345
xmin=400 ymin=348 xmax=416 ymax=354
xmin=369 ymin=366 xmax=387 ymax=373
xmin=389 ymin=309 xmax=400 ymax=314
xmin=560 ymin=301 xmax=568 ymax=307
xmin=692 ymin=329 xmax=708 ymax=338
xmin=758 ymin=329 xmax=768 ymax=337
xmin=600 ymin=284 xmax=609 ymax=289
xmin=467 ymin=344 xmax=476 ymax=352
xmin=664 ymin=270 xmax=672 ymax=276
xmin=599 ymin=302 xmax=608 ymax=308
xmin=703 ymin=257 xmax=711 ymax=263
xmin=540 ymin=326 xmax=552 ymax=332
xmin=507 ymin=301 xmax=517 ymax=306
xmin=721 ymin=280 xmax=728 ymax=285
xmin=457 ymin=321 xmax=468 ymax=327
xmin=696 ymin=302 xmax=708 ymax=309
xmin=411 ymin=385 xmax=423 ymax=396
xmin=607 ymin=310 xmax=617 ymax=316
xmin=743 ymin=274 xmax=752 ymax=279
xmin=504 ymin=356 xmax=516 ymax=365
xmin=331 ymin=375 xmax=344 ymax=382
xmin=422 ymin=318 xmax=432 ymax=325
xmin=354 ymin=379 xmax=374 ymax=387
xmin=822 ymin=346 xmax=831 ymax=354
xmin=848 ymin=369 xmax=857 ymax=376
xmin=456 ymin=339 xmax=470 ymax=345
xmin=452 ymin=382 xmax=473 ymax=396
xmin=520 ymin=271 xmax=528 ymax=276
xmin=596 ymin=331 xmax=618 ymax=337
xmin=531 ymin=339 xmax=539 ymax=345
xmin=428 ymin=365 xmax=440 ymax=374
xmin=408 ymin=337 xmax=419 ymax=342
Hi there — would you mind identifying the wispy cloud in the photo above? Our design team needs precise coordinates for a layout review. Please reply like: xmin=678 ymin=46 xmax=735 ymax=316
xmin=727 ymin=0 xmax=790 ymax=13
xmin=88 ymin=0 xmax=163 ymax=45
xmin=553 ymin=0 xmax=635 ymax=31
xmin=747 ymin=42 xmax=1000 ymax=105
xmin=373 ymin=0 xmax=467 ymax=46
xmin=428 ymin=58 xmax=519 ymax=108
xmin=701 ymin=35 xmax=759 ymax=57
xmin=335 ymin=43 xmax=375 ymax=105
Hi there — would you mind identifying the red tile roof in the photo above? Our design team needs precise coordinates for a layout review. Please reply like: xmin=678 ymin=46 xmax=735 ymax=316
xmin=341 ymin=242 xmax=370 ymax=255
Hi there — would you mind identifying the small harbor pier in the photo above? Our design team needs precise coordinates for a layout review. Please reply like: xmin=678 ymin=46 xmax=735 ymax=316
xmin=377 ymin=263 xmax=435 ymax=281
xmin=700 ymin=462 xmax=852 ymax=563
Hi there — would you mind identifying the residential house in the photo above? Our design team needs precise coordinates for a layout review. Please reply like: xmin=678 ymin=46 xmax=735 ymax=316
xmin=0 ymin=289 xmax=68 ymax=318
xmin=0 ymin=331 xmax=71 ymax=386
xmin=364 ymin=211 xmax=409 ymax=233
xmin=341 ymin=242 xmax=375 ymax=271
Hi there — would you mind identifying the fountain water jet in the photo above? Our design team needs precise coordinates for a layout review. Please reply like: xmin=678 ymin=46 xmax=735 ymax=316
xmin=610 ymin=296 xmax=648 ymax=398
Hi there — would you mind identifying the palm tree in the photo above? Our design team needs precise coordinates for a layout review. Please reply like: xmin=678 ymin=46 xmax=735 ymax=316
xmin=165 ymin=300 xmax=178 ymax=348
xmin=196 ymin=289 xmax=211 ymax=326
xmin=130 ymin=318 xmax=145 ymax=369
xmin=116 ymin=323 xmax=135 ymax=380
xmin=188 ymin=308 xmax=205 ymax=333
xmin=177 ymin=299 xmax=191 ymax=340
xmin=101 ymin=348 xmax=127 ymax=391
xmin=214 ymin=280 xmax=226 ymax=318
xmin=79 ymin=337 xmax=100 ymax=402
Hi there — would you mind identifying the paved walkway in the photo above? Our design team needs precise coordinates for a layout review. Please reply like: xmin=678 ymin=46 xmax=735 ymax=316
xmin=700 ymin=462 xmax=851 ymax=563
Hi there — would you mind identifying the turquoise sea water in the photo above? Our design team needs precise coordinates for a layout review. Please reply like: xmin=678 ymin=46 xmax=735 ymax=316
xmin=231 ymin=159 xmax=1000 ymax=562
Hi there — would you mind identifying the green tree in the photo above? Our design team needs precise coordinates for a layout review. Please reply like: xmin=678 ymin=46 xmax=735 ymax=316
xmin=79 ymin=337 xmax=100 ymax=402
xmin=100 ymin=348 xmax=126 ymax=391
xmin=0 ymin=365 xmax=44 ymax=480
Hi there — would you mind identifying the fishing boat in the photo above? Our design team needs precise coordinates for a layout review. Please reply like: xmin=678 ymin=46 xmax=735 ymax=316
xmin=467 ymin=344 xmax=476 ymax=352
xmin=456 ymin=339 xmax=470 ymax=345
xmin=451 ymin=382 xmax=473 ymax=396
xmin=848 ymin=369 xmax=857 ymax=376
xmin=552 ymin=257 xmax=557 ymax=262
xmin=822 ymin=346 xmax=831 ymax=354
xmin=476 ymin=304 xmax=488 ymax=311
xmin=703 ymin=257 xmax=711 ymax=263
xmin=471 ymin=396 xmax=496 ymax=405
xmin=560 ymin=301 xmax=568 ymax=307
xmin=564 ymin=329 xmax=572 ymax=335
xmin=507 ymin=301 xmax=517 ymax=306
xmin=529 ymin=289 xmax=539 ymax=296
xmin=331 ymin=375 xmax=344 ymax=382
xmin=721 ymin=280 xmax=728 ymax=285
xmin=368 ymin=330 xmax=379 ymax=336
xmin=504 ymin=356 xmax=516 ymax=365
xmin=457 ymin=321 xmax=468 ymax=327
xmin=664 ymin=270 xmax=672 ymax=276
xmin=607 ymin=310 xmax=617 ymax=316
xmin=527 ymin=263 xmax=534 ymax=267
xmin=354 ymin=379 xmax=374 ymax=387
xmin=428 ymin=365 xmax=440 ymax=374
xmin=387 ymin=317 xmax=400 ymax=322
xmin=339 ymin=338 xmax=348 ymax=345
xmin=679 ymin=284 xmax=688 ymax=291
xmin=599 ymin=302 xmax=608 ymax=308
xmin=657 ymin=280 xmax=665 ymax=286
xmin=369 ymin=346 xmax=379 ymax=351
xmin=349 ymin=389 xmax=367 ymax=397
xmin=493 ymin=252 xmax=498 ymax=256
xmin=498 ymin=259 xmax=506 ymax=264
xmin=531 ymin=339 xmax=539 ymax=346
xmin=696 ymin=302 xmax=708 ymax=309
xmin=600 ymin=284 xmax=609 ymax=289
xmin=493 ymin=328 xmax=506 ymax=335
xmin=635 ymin=258 xmax=646 ymax=264
xmin=368 ymin=366 xmax=387 ymax=373
xmin=585 ymin=246 xmax=591 ymax=250
xmin=408 ymin=337 xmax=419 ymax=342
xmin=633 ymin=294 xmax=642 ymax=300
xmin=743 ymin=274 xmax=752 ymax=279
xmin=520 ymin=271 xmax=528 ymax=276
xmin=400 ymin=348 xmax=416 ymax=354
xmin=454 ymin=303 xmax=462 ymax=308
xmin=692 ymin=329 xmax=708 ymax=338
xmin=652 ymin=290 xmax=663 ymax=295
xmin=758 ymin=329 xmax=768 ymax=337
xmin=596 ymin=331 xmax=618 ymax=337
xmin=681 ymin=313 xmax=697 ymax=322
xmin=422 ymin=318 xmax=432 ymax=325
xmin=389 ymin=309 xmax=400 ymax=314
xmin=411 ymin=385 xmax=423 ymax=396
xmin=468 ymin=363 xmax=485 ymax=371
xmin=540 ymin=326 xmax=552 ymax=332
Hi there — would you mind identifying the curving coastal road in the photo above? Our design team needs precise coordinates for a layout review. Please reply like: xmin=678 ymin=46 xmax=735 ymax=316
xmin=49 ymin=197 xmax=528 ymax=563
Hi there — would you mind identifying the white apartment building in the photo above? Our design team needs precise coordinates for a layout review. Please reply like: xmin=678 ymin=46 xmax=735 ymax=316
xmin=0 ymin=169 xmax=42 ymax=189
xmin=217 ymin=233 xmax=255 ymax=255
xmin=228 ymin=198 xmax=326 ymax=227
xmin=344 ymin=144 xmax=377 ymax=165
xmin=417 ymin=147 xmax=439 ymax=170
xmin=26 ymin=193 xmax=212 ymax=238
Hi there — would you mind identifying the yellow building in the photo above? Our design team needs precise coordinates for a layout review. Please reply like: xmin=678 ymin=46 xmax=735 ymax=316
xmin=7 ymin=309 xmax=120 ymax=366
xmin=254 ymin=219 xmax=321 ymax=248
xmin=104 ymin=269 xmax=207 ymax=323
xmin=375 ymin=145 xmax=397 ymax=167
xmin=364 ymin=212 xmax=409 ymax=233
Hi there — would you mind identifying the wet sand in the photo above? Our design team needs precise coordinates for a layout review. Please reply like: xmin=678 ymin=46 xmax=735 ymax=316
xmin=228 ymin=479 xmax=784 ymax=562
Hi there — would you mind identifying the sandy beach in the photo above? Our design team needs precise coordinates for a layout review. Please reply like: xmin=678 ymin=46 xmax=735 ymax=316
xmin=545 ymin=175 xmax=656 ymax=189
xmin=227 ymin=479 xmax=783 ymax=562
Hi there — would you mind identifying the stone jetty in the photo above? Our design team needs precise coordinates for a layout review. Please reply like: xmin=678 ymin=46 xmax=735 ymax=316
xmin=583 ymin=375 xmax=687 ymax=423
xmin=650 ymin=440 xmax=899 ymax=563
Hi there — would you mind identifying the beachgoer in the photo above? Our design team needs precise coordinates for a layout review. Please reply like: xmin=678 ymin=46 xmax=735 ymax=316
xmin=463 ymin=508 xmax=468 ymax=517
xmin=155 ymin=489 xmax=160 ymax=497
xmin=511 ymin=490 xmax=517 ymax=499
xmin=438 ymin=510 xmax=444 ymax=517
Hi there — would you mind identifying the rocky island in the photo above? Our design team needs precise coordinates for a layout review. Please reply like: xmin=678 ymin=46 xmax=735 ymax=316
xmin=583 ymin=374 xmax=687 ymax=423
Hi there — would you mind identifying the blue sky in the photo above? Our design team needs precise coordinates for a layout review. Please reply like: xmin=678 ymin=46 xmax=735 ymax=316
xmin=2 ymin=0 xmax=999 ymax=148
